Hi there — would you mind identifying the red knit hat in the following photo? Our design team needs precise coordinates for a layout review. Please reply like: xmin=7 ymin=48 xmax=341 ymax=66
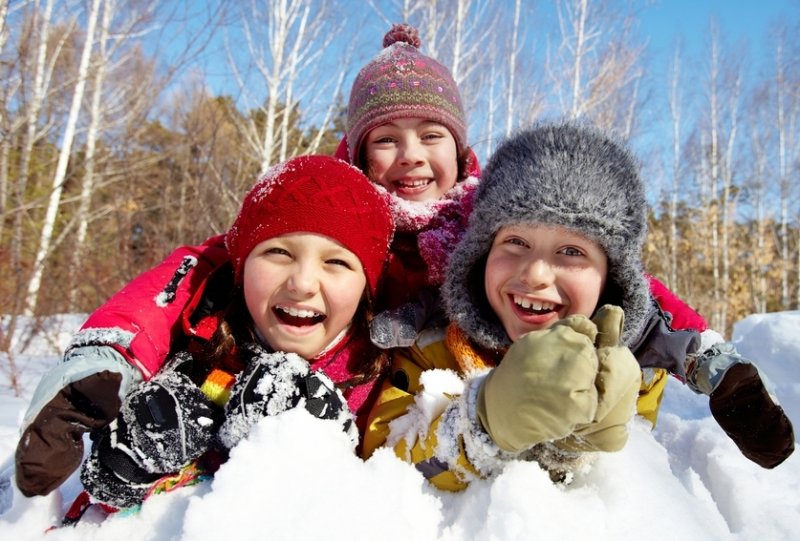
xmin=346 ymin=24 xmax=467 ymax=166
xmin=226 ymin=155 xmax=394 ymax=297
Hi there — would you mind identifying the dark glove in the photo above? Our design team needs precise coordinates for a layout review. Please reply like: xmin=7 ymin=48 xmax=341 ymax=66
xmin=80 ymin=367 xmax=221 ymax=508
xmin=15 ymin=371 xmax=122 ymax=497
xmin=688 ymin=343 xmax=795 ymax=468
xmin=218 ymin=349 xmax=356 ymax=450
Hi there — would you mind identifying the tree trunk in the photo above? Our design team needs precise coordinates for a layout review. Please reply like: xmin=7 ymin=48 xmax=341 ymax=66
xmin=68 ymin=0 xmax=110 ymax=308
xmin=25 ymin=0 xmax=101 ymax=315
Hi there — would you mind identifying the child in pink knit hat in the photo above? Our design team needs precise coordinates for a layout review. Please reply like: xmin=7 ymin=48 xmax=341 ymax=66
xmin=335 ymin=23 xmax=481 ymax=308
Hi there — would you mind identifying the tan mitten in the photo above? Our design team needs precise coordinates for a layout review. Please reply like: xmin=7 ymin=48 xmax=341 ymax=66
xmin=557 ymin=305 xmax=641 ymax=452
xmin=476 ymin=315 xmax=602 ymax=453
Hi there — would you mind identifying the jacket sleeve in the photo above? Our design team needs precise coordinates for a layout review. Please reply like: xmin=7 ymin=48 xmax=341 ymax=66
xmin=71 ymin=235 xmax=229 ymax=379
xmin=628 ymin=296 xmax=702 ymax=426
xmin=18 ymin=236 xmax=230 ymax=449
xmin=646 ymin=274 xmax=708 ymax=332
xmin=638 ymin=276 xmax=737 ymax=427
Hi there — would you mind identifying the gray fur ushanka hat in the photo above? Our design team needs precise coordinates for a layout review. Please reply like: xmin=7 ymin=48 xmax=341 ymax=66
xmin=442 ymin=122 xmax=650 ymax=349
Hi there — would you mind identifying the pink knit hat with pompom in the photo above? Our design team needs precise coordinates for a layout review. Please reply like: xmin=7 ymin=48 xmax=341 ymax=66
xmin=346 ymin=24 xmax=467 ymax=166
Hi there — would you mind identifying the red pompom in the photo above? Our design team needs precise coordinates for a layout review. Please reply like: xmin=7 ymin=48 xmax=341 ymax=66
xmin=383 ymin=23 xmax=421 ymax=49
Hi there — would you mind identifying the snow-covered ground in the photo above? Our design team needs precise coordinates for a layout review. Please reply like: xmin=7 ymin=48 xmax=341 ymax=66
xmin=1 ymin=312 xmax=798 ymax=540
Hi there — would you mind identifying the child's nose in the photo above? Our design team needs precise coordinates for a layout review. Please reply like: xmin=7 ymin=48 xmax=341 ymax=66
xmin=287 ymin=264 xmax=320 ymax=295
xmin=520 ymin=259 xmax=555 ymax=287
xmin=398 ymin=139 xmax=425 ymax=165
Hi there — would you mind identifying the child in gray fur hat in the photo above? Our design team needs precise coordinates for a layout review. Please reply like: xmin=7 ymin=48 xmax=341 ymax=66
xmin=362 ymin=122 xmax=794 ymax=491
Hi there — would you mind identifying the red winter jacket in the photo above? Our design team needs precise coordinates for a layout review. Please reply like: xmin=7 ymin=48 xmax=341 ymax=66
xmin=646 ymin=274 xmax=708 ymax=332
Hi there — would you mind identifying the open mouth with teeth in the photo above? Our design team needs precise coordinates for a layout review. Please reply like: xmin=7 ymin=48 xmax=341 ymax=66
xmin=394 ymin=178 xmax=432 ymax=192
xmin=513 ymin=295 xmax=558 ymax=315
xmin=273 ymin=305 xmax=326 ymax=327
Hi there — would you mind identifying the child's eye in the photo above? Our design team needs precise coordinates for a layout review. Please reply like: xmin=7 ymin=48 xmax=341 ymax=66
xmin=505 ymin=237 xmax=528 ymax=248
xmin=560 ymin=246 xmax=585 ymax=257
xmin=265 ymin=247 xmax=291 ymax=257
xmin=422 ymin=131 xmax=446 ymax=141
xmin=327 ymin=258 xmax=354 ymax=270
xmin=371 ymin=135 xmax=396 ymax=145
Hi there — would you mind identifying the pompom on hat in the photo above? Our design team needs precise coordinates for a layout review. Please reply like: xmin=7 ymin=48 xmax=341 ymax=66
xmin=346 ymin=23 xmax=467 ymax=166
xmin=443 ymin=122 xmax=651 ymax=349
xmin=226 ymin=155 xmax=394 ymax=298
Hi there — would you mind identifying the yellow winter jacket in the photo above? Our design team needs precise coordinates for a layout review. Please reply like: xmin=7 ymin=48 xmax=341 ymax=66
xmin=363 ymin=324 xmax=668 ymax=491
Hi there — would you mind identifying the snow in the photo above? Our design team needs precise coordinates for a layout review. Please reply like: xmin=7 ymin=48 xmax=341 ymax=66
xmin=1 ymin=312 xmax=799 ymax=540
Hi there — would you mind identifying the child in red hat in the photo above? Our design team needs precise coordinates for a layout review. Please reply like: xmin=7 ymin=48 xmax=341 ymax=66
xmin=61 ymin=155 xmax=394 ymax=513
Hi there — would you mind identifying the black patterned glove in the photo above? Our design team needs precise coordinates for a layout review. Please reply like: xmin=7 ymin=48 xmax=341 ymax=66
xmin=80 ymin=363 xmax=221 ymax=508
xmin=217 ymin=348 xmax=357 ymax=450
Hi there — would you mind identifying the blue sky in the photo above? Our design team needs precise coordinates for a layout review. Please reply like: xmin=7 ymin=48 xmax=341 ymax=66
xmin=641 ymin=0 xmax=794 ymax=65
xmin=630 ymin=1 xmax=796 ymax=193
xmin=179 ymin=1 xmax=796 ymax=109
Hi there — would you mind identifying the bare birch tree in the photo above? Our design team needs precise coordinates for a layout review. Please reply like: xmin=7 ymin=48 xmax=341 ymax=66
xmin=504 ymin=0 xmax=521 ymax=137
xmin=547 ymin=0 xmax=646 ymax=135
xmin=10 ymin=0 xmax=68 ymax=277
xmin=66 ymin=0 xmax=164 ymax=306
xmin=692 ymin=20 xmax=744 ymax=332
xmin=67 ymin=0 xmax=108 ymax=307
xmin=719 ymin=60 xmax=743 ymax=329
xmin=666 ymin=42 xmax=683 ymax=292
xmin=227 ymin=0 xmax=344 ymax=175
xmin=772 ymin=25 xmax=800 ymax=309
xmin=744 ymin=86 xmax=773 ymax=314
xmin=705 ymin=21 xmax=723 ymax=330
xmin=0 ymin=0 xmax=17 ymax=220
xmin=25 ymin=0 xmax=101 ymax=315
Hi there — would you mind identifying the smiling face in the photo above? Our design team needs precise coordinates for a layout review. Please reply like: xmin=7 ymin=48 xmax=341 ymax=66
xmin=242 ymin=232 xmax=368 ymax=359
xmin=363 ymin=117 xmax=459 ymax=202
xmin=484 ymin=223 xmax=609 ymax=343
